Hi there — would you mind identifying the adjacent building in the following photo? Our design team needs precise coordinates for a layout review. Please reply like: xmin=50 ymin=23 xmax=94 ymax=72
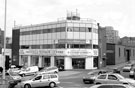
xmin=12 ymin=13 xmax=99 ymax=70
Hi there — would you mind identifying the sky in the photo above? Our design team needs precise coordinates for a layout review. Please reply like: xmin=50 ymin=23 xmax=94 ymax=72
xmin=0 ymin=0 xmax=135 ymax=38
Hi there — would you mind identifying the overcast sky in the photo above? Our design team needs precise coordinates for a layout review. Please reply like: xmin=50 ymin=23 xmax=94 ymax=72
xmin=0 ymin=0 xmax=135 ymax=37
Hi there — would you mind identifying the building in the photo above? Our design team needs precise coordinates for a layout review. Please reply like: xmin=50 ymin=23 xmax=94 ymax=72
xmin=12 ymin=12 xmax=99 ymax=70
xmin=105 ymin=26 xmax=120 ymax=44
xmin=0 ymin=28 xmax=4 ymax=54
xmin=97 ymin=24 xmax=107 ymax=68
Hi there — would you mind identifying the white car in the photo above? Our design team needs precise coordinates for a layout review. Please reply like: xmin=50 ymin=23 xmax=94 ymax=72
xmin=7 ymin=65 xmax=21 ymax=74
xmin=94 ymin=73 xmax=135 ymax=87
xmin=38 ymin=66 xmax=59 ymax=74
xmin=129 ymin=67 xmax=135 ymax=78
xmin=19 ymin=66 xmax=39 ymax=77
xmin=20 ymin=73 xmax=60 ymax=88
xmin=89 ymin=84 xmax=134 ymax=88
xmin=123 ymin=64 xmax=133 ymax=72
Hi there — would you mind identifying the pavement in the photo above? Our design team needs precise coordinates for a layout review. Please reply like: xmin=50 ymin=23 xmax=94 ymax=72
xmin=0 ymin=62 xmax=131 ymax=88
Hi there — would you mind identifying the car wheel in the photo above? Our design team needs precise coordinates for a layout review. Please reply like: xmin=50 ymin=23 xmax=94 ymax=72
xmin=24 ymin=84 xmax=31 ymax=88
xmin=49 ymin=82 xmax=56 ymax=88
xmin=54 ymin=71 xmax=58 ymax=73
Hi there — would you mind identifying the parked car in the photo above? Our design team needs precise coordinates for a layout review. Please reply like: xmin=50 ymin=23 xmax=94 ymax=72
xmin=113 ymin=68 xmax=121 ymax=74
xmin=8 ymin=69 xmax=22 ymax=88
xmin=19 ymin=66 xmax=39 ymax=77
xmin=123 ymin=64 xmax=133 ymax=72
xmin=129 ymin=66 xmax=135 ymax=78
xmin=83 ymin=70 xmax=112 ymax=84
xmin=89 ymin=84 xmax=134 ymax=88
xmin=94 ymin=73 xmax=135 ymax=87
xmin=20 ymin=73 xmax=60 ymax=88
xmin=7 ymin=65 xmax=21 ymax=74
xmin=37 ymin=66 xmax=59 ymax=74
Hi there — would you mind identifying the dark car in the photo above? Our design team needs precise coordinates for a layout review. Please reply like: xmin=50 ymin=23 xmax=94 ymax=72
xmin=113 ymin=68 xmax=121 ymax=74
xmin=83 ymin=70 xmax=111 ymax=84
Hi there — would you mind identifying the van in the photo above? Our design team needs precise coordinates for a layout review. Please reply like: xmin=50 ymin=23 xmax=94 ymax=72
xmin=19 ymin=66 xmax=39 ymax=77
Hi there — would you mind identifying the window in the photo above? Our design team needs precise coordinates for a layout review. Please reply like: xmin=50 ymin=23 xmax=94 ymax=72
xmin=80 ymin=27 xmax=85 ymax=32
xmin=73 ymin=27 xmax=79 ymax=32
xmin=108 ymin=75 xmax=117 ymax=80
xmin=67 ymin=27 xmax=73 ymax=32
xmin=86 ymin=27 xmax=92 ymax=32
xmin=97 ymin=75 xmax=106 ymax=79
xmin=34 ymin=76 xmax=42 ymax=80
xmin=113 ymin=85 xmax=126 ymax=88
xmin=43 ymin=75 xmax=49 ymax=79
xmin=98 ymin=85 xmax=112 ymax=88
xmin=50 ymin=75 xmax=57 ymax=78
xmin=119 ymin=48 xmax=121 ymax=57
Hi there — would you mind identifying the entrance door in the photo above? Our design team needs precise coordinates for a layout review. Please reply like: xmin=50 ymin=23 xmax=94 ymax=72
xmin=72 ymin=58 xmax=85 ymax=69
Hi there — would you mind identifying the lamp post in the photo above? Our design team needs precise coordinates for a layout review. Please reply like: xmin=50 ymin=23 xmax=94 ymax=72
xmin=3 ymin=0 xmax=7 ymax=79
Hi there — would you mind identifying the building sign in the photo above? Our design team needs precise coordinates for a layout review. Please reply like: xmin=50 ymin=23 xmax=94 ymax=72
xmin=58 ymin=39 xmax=86 ymax=44
xmin=19 ymin=49 xmax=98 ymax=56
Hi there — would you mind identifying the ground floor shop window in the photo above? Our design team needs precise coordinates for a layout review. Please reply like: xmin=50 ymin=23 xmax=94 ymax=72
xmin=94 ymin=57 xmax=98 ymax=67
xmin=31 ymin=56 xmax=39 ymax=66
xmin=42 ymin=56 xmax=50 ymax=67
xmin=21 ymin=55 xmax=28 ymax=66
xmin=55 ymin=57 xmax=64 ymax=70
xmin=72 ymin=58 xmax=85 ymax=69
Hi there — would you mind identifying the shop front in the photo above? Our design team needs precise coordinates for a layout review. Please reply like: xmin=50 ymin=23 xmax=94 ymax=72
xmin=19 ymin=49 xmax=98 ymax=70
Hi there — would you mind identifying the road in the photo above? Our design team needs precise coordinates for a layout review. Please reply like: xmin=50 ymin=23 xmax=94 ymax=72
xmin=57 ymin=70 xmax=132 ymax=88
xmin=1 ymin=67 xmax=133 ymax=88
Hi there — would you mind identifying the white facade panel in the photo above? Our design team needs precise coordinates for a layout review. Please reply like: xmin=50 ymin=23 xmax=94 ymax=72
xmin=73 ymin=23 xmax=79 ymax=27
xmin=20 ymin=36 xmax=23 ymax=41
xmin=52 ymin=33 xmax=57 ymax=39
xmin=39 ymin=34 xmax=44 ymax=40
xmin=32 ymin=35 xmax=37 ymax=41
xmin=48 ymin=40 xmax=52 ymax=44
xmin=29 ymin=40 xmax=32 ymax=45
xmin=43 ymin=34 xmax=48 ymax=39
xmin=85 ymin=57 xmax=94 ymax=69
xmin=80 ymin=23 xmax=85 ymax=27
xmin=79 ymin=33 xmax=85 ymax=39
xmin=61 ymin=32 xmax=66 ymax=39
xmin=86 ymin=23 xmax=92 ymax=27
xmin=39 ymin=40 xmax=44 ymax=44
xmin=86 ymin=33 xmax=92 ymax=39
xmin=64 ymin=57 xmax=72 ymax=69
xmin=93 ymin=39 xmax=98 ymax=45
xmin=67 ymin=32 xmax=73 ymax=39
xmin=57 ymin=32 xmax=61 ymax=39
xmin=48 ymin=34 xmax=52 ymax=39
xmin=29 ymin=35 xmax=32 ymax=40
xmin=73 ymin=32 xmax=80 ymax=39
xmin=67 ymin=23 xmax=73 ymax=27
xmin=43 ymin=40 xmax=48 ymax=44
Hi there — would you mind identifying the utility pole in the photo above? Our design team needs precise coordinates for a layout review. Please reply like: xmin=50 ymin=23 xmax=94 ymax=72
xmin=3 ymin=0 xmax=7 ymax=80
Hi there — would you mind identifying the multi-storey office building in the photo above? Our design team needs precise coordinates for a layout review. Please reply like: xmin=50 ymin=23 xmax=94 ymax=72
xmin=12 ymin=15 xmax=99 ymax=70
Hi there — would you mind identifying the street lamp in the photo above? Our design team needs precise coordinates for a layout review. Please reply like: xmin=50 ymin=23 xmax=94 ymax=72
xmin=3 ymin=0 xmax=7 ymax=79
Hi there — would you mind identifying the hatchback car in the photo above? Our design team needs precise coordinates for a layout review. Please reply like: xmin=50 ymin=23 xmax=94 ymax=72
xmin=89 ymin=84 xmax=134 ymax=88
xmin=83 ymin=70 xmax=112 ymax=84
xmin=94 ymin=73 xmax=135 ymax=87
xmin=37 ymin=66 xmax=59 ymax=74
xmin=123 ymin=64 xmax=133 ymax=72
xmin=20 ymin=73 xmax=60 ymax=88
